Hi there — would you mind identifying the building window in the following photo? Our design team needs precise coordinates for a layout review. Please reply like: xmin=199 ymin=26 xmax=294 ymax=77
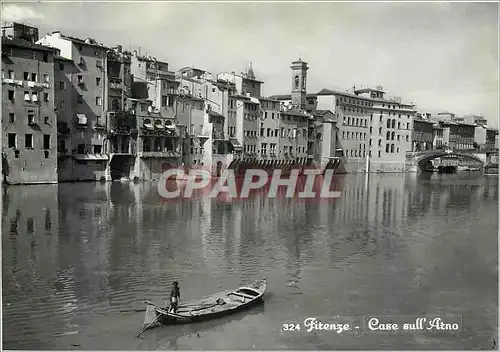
xmin=60 ymin=100 xmax=66 ymax=108
xmin=24 ymin=91 xmax=30 ymax=101
xmin=378 ymin=151 xmax=381 ymax=158
xmin=369 ymin=139 xmax=372 ymax=146
xmin=43 ymin=74 xmax=49 ymax=82
xmin=8 ymin=133 xmax=16 ymax=148
xmin=378 ymin=139 xmax=382 ymax=146
xmin=44 ymin=93 xmax=49 ymax=102
xmin=386 ymin=144 xmax=390 ymax=153
xmin=94 ymin=145 xmax=102 ymax=154
xmin=59 ymin=63 xmax=64 ymax=70
xmin=397 ymin=148 xmax=400 ymax=153
xmin=28 ymin=111 xmax=35 ymax=124
xmin=391 ymin=144 xmax=395 ymax=153
xmin=386 ymin=131 xmax=390 ymax=140
xmin=78 ymin=95 xmax=83 ymax=104
xmin=96 ymin=77 xmax=101 ymax=86
xmin=31 ymin=73 xmax=37 ymax=81
xmin=25 ymin=134 xmax=33 ymax=149
xmin=8 ymin=90 xmax=14 ymax=101
xmin=43 ymin=135 xmax=50 ymax=149
xmin=397 ymin=135 xmax=400 ymax=141
xmin=386 ymin=120 xmax=391 ymax=128
xmin=406 ymin=135 xmax=409 ymax=142
xmin=23 ymin=72 xmax=29 ymax=80
xmin=9 ymin=113 xmax=15 ymax=123
xmin=392 ymin=120 xmax=396 ymax=129
xmin=379 ymin=127 xmax=382 ymax=135
xmin=59 ymin=81 xmax=65 ymax=90
xmin=391 ymin=132 xmax=395 ymax=140
xmin=77 ymin=144 xmax=85 ymax=154
xmin=44 ymin=116 xmax=50 ymax=124
xmin=8 ymin=70 xmax=14 ymax=79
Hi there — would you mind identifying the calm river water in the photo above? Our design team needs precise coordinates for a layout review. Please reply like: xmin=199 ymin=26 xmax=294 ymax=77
xmin=1 ymin=173 xmax=498 ymax=350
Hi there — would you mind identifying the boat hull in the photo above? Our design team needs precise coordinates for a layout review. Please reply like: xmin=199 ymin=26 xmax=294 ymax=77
xmin=147 ymin=278 xmax=267 ymax=326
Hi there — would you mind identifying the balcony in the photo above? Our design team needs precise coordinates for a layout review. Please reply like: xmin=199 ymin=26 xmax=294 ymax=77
xmin=109 ymin=112 xmax=137 ymax=135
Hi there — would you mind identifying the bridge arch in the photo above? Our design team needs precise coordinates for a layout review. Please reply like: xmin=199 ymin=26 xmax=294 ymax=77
xmin=415 ymin=151 xmax=485 ymax=169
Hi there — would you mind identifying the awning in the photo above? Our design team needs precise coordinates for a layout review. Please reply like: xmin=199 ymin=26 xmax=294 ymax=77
xmin=229 ymin=138 xmax=243 ymax=150
xmin=143 ymin=123 xmax=154 ymax=130
xmin=76 ymin=114 xmax=87 ymax=125
xmin=73 ymin=154 xmax=109 ymax=161
xmin=166 ymin=124 xmax=176 ymax=129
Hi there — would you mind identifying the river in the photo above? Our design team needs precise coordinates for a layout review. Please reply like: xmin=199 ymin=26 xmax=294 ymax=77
xmin=1 ymin=173 xmax=498 ymax=349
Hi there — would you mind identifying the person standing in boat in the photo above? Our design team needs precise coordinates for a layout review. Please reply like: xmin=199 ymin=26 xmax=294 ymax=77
xmin=169 ymin=281 xmax=180 ymax=313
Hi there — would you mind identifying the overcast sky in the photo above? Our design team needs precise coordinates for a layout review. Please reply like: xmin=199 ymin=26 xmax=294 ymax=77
xmin=2 ymin=1 xmax=498 ymax=127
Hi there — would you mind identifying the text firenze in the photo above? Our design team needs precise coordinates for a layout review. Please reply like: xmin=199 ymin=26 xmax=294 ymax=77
xmin=157 ymin=169 xmax=342 ymax=200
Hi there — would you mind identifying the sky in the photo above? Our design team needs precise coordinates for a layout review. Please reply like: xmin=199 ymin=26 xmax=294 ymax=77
xmin=1 ymin=1 xmax=499 ymax=127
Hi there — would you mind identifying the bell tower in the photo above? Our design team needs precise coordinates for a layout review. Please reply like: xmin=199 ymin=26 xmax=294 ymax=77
xmin=291 ymin=58 xmax=308 ymax=110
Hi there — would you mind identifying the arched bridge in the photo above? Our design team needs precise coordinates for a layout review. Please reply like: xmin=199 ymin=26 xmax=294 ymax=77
xmin=406 ymin=149 xmax=489 ymax=171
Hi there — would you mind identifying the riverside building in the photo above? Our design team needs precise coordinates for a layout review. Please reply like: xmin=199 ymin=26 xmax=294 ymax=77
xmin=2 ymin=24 xmax=58 ymax=184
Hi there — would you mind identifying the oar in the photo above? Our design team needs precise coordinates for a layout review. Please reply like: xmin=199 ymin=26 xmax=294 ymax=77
xmin=136 ymin=314 xmax=160 ymax=338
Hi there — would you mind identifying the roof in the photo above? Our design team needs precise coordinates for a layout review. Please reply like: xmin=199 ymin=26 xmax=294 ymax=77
xmin=317 ymin=88 xmax=368 ymax=99
xmin=280 ymin=109 xmax=310 ymax=117
xmin=312 ymin=109 xmax=333 ymax=116
xmin=54 ymin=55 xmax=73 ymax=62
xmin=2 ymin=37 xmax=57 ymax=52
xmin=414 ymin=118 xmax=435 ymax=124
xmin=269 ymin=93 xmax=317 ymax=100
xmin=179 ymin=66 xmax=206 ymax=73
xmin=58 ymin=33 xmax=109 ymax=49
xmin=316 ymin=88 xmax=414 ymax=106
xmin=208 ymin=111 xmax=225 ymax=119
xmin=259 ymin=97 xmax=280 ymax=102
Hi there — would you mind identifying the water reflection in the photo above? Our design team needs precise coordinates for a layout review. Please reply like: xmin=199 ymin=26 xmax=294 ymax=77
xmin=2 ymin=173 xmax=497 ymax=349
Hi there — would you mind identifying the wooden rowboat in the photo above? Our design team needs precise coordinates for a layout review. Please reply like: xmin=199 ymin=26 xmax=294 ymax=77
xmin=142 ymin=278 xmax=266 ymax=328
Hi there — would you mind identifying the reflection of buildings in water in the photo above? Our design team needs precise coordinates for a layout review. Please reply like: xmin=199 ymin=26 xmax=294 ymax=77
xmin=1 ymin=185 xmax=73 ymax=344
xmin=2 ymin=185 xmax=60 ymax=277
xmin=58 ymin=183 xmax=113 ymax=303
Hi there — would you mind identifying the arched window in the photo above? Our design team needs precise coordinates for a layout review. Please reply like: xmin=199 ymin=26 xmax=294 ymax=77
xmin=378 ymin=139 xmax=382 ymax=146
xmin=386 ymin=120 xmax=391 ymax=128
xmin=294 ymin=75 xmax=299 ymax=90
xmin=386 ymin=131 xmax=390 ymax=140
xmin=391 ymin=132 xmax=395 ymax=140
xmin=302 ymin=77 xmax=306 ymax=89
xmin=390 ymin=144 xmax=395 ymax=153
xmin=392 ymin=119 xmax=396 ymax=129
xmin=379 ymin=127 xmax=382 ymax=135
xmin=386 ymin=144 xmax=390 ymax=153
